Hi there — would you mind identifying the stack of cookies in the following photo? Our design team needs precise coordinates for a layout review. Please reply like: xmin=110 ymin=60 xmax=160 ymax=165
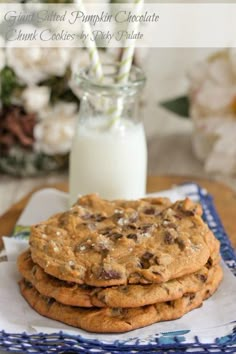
xmin=17 ymin=194 xmax=223 ymax=333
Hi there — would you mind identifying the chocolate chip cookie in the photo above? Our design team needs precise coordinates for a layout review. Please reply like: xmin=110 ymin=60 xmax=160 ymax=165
xmin=29 ymin=195 xmax=220 ymax=286
xmin=19 ymin=264 xmax=223 ymax=333
xmin=18 ymin=249 xmax=220 ymax=308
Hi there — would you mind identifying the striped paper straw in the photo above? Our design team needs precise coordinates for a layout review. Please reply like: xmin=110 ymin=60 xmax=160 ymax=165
xmin=75 ymin=0 xmax=104 ymax=83
xmin=109 ymin=0 xmax=144 ymax=124
xmin=117 ymin=0 xmax=144 ymax=85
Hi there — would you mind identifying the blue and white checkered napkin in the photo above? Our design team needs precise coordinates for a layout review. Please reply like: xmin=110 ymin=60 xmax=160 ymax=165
xmin=0 ymin=183 xmax=236 ymax=353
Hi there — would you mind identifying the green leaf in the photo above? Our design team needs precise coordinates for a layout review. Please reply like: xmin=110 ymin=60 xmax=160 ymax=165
xmin=41 ymin=69 xmax=80 ymax=106
xmin=0 ymin=67 xmax=25 ymax=106
xmin=160 ymin=96 xmax=190 ymax=118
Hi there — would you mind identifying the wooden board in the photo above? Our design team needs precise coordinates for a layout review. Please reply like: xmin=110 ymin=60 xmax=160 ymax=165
xmin=0 ymin=175 xmax=236 ymax=251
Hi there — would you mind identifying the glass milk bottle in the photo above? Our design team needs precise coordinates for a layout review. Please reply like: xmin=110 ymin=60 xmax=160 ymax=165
xmin=69 ymin=64 xmax=147 ymax=205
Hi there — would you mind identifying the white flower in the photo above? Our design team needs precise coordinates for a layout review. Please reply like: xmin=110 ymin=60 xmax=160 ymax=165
xmin=207 ymin=54 xmax=235 ymax=86
xmin=192 ymin=80 xmax=236 ymax=117
xmin=189 ymin=50 xmax=236 ymax=120
xmin=22 ymin=86 xmax=50 ymax=114
xmin=205 ymin=119 xmax=236 ymax=175
xmin=189 ymin=50 xmax=236 ymax=175
xmin=34 ymin=102 xmax=77 ymax=155
xmin=6 ymin=26 xmax=72 ymax=85
xmin=188 ymin=61 xmax=208 ymax=89
xmin=188 ymin=51 xmax=235 ymax=100
xmin=192 ymin=114 xmax=236 ymax=167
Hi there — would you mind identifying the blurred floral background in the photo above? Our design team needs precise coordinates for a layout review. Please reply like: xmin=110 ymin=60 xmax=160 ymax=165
xmin=0 ymin=0 xmax=236 ymax=214
xmin=0 ymin=44 xmax=117 ymax=175
xmin=162 ymin=49 xmax=236 ymax=177
xmin=0 ymin=0 xmax=146 ymax=176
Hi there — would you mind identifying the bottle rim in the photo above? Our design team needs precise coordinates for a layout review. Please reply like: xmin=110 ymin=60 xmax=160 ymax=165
xmin=75 ymin=62 xmax=146 ymax=95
